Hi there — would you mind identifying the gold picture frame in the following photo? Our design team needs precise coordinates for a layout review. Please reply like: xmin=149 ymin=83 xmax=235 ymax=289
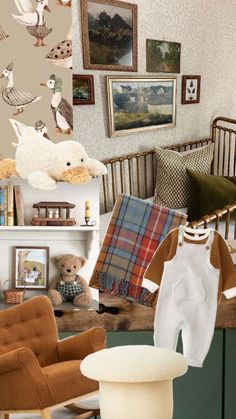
xmin=106 ymin=76 xmax=177 ymax=137
xmin=80 ymin=0 xmax=138 ymax=71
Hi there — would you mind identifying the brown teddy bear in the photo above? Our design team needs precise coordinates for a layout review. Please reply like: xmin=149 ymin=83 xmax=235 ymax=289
xmin=48 ymin=254 xmax=92 ymax=307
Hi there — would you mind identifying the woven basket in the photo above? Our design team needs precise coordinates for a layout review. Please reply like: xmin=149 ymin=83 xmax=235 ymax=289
xmin=3 ymin=280 xmax=24 ymax=304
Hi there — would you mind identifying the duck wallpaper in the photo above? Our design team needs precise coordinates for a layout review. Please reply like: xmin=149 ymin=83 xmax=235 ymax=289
xmin=0 ymin=0 xmax=72 ymax=158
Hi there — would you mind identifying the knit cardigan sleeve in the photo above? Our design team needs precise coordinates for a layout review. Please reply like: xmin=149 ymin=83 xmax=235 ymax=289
xmin=143 ymin=228 xmax=179 ymax=288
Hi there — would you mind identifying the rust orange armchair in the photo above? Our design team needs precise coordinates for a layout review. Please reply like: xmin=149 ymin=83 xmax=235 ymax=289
xmin=0 ymin=296 xmax=106 ymax=419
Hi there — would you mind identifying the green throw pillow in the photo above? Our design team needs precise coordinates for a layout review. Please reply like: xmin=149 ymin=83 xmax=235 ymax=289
xmin=187 ymin=170 xmax=236 ymax=221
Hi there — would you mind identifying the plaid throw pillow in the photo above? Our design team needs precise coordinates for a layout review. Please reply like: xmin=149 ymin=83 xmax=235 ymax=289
xmin=154 ymin=144 xmax=214 ymax=208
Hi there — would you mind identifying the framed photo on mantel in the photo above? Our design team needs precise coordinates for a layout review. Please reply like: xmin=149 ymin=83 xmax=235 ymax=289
xmin=80 ymin=0 xmax=138 ymax=71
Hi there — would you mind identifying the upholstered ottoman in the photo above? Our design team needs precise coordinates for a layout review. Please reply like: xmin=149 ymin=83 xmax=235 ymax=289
xmin=81 ymin=345 xmax=188 ymax=419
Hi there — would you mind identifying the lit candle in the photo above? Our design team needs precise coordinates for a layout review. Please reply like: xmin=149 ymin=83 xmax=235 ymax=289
xmin=85 ymin=200 xmax=90 ymax=218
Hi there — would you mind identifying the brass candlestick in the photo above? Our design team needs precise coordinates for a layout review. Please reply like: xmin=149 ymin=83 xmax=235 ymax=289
xmin=84 ymin=216 xmax=90 ymax=226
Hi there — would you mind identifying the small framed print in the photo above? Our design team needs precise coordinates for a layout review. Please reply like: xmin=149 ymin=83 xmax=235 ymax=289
xmin=73 ymin=74 xmax=95 ymax=105
xmin=13 ymin=246 xmax=49 ymax=289
xmin=182 ymin=75 xmax=201 ymax=104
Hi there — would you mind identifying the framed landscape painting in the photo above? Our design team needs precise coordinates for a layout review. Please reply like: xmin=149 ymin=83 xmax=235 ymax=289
xmin=80 ymin=0 xmax=138 ymax=71
xmin=106 ymin=76 xmax=176 ymax=137
xmin=146 ymin=39 xmax=181 ymax=73
xmin=13 ymin=246 xmax=49 ymax=289
xmin=73 ymin=75 xmax=95 ymax=105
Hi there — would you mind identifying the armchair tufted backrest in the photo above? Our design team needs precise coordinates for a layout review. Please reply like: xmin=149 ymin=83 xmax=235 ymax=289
xmin=0 ymin=296 xmax=59 ymax=367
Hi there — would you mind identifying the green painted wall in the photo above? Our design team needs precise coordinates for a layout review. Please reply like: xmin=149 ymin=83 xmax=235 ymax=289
xmin=59 ymin=329 xmax=236 ymax=418
xmin=224 ymin=329 xmax=236 ymax=419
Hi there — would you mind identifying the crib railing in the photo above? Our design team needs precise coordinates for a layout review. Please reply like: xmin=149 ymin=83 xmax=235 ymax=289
xmin=101 ymin=137 xmax=212 ymax=214
xmin=189 ymin=203 xmax=236 ymax=240
xmin=101 ymin=116 xmax=236 ymax=240
xmin=212 ymin=116 xmax=236 ymax=177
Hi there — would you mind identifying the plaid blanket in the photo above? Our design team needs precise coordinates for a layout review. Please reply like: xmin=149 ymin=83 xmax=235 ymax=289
xmin=90 ymin=194 xmax=187 ymax=306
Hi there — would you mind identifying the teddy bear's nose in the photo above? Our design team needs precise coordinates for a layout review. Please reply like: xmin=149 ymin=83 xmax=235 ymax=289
xmin=66 ymin=269 xmax=71 ymax=273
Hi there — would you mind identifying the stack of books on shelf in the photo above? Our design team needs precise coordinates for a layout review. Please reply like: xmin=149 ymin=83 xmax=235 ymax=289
xmin=0 ymin=184 xmax=24 ymax=226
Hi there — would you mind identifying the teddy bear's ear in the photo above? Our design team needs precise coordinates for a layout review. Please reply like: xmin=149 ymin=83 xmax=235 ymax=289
xmin=53 ymin=256 xmax=61 ymax=263
xmin=78 ymin=256 xmax=86 ymax=267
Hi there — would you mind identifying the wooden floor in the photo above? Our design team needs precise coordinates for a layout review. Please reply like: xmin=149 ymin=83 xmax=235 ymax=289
xmin=8 ymin=411 xmax=99 ymax=418
xmin=9 ymin=410 xmax=74 ymax=418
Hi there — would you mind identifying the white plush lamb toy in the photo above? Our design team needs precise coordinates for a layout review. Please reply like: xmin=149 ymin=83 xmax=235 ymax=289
xmin=0 ymin=122 xmax=107 ymax=190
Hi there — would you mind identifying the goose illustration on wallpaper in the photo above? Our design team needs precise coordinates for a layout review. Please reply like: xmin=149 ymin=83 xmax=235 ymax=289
xmin=12 ymin=0 xmax=52 ymax=48
xmin=45 ymin=26 xmax=72 ymax=69
xmin=10 ymin=119 xmax=51 ymax=149
xmin=0 ymin=63 xmax=41 ymax=116
xmin=0 ymin=25 xmax=9 ymax=41
xmin=0 ymin=1 xmax=72 ymax=158
xmin=40 ymin=74 xmax=73 ymax=135
xmin=56 ymin=0 xmax=71 ymax=7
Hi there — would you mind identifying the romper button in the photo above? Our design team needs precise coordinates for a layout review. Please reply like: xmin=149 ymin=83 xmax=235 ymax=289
xmin=179 ymin=242 xmax=183 ymax=247
xmin=206 ymin=245 xmax=210 ymax=249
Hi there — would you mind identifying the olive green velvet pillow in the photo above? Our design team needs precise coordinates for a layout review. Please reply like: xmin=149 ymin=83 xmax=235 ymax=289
xmin=187 ymin=170 xmax=236 ymax=221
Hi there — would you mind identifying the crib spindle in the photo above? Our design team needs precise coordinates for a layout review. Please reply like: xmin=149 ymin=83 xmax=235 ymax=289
xmin=136 ymin=156 xmax=140 ymax=198
xmin=128 ymin=158 xmax=132 ymax=196
xmin=111 ymin=163 xmax=116 ymax=206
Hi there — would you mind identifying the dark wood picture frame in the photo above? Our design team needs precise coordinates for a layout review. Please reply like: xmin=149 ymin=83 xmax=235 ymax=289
xmin=80 ymin=0 xmax=138 ymax=71
xmin=73 ymin=75 xmax=95 ymax=105
xmin=182 ymin=75 xmax=201 ymax=104
xmin=13 ymin=246 xmax=49 ymax=290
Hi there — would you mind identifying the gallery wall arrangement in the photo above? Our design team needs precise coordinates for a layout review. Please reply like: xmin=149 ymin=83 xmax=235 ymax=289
xmin=76 ymin=0 xmax=185 ymax=139
xmin=74 ymin=0 xmax=236 ymax=161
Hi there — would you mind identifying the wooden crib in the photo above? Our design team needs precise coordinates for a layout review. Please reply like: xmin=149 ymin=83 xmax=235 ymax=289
xmin=100 ymin=116 xmax=236 ymax=240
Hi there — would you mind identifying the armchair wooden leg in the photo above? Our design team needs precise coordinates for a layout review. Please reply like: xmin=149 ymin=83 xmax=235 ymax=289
xmin=0 ymin=415 xmax=9 ymax=419
xmin=41 ymin=409 xmax=51 ymax=419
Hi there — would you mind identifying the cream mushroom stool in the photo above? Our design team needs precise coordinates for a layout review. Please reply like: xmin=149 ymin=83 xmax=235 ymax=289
xmin=81 ymin=345 xmax=188 ymax=419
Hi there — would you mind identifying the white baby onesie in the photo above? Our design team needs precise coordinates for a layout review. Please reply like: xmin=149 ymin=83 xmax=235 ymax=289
xmin=153 ymin=226 xmax=220 ymax=367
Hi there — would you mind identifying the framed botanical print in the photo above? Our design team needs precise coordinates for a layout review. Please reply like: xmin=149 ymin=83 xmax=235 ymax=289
xmin=73 ymin=75 xmax=95 ymax=105
xmin=106 ymin=76 xmax=176 ymax=137
xmin=13 ymin=246 xmax=49 ymax=289
xmin=80 ymin=0 xmax=138 ymax=71
xmin=182 ymin=75 xmax=201 ymax=104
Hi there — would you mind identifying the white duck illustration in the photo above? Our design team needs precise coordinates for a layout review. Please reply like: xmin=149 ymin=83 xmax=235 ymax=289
xmin=0 ymin=62 xmax=41 ymax=116
xmin=40 ymin=74 xmax=73 ymax=135
xmin=10 ymin=118 xmax=50 ymax=148
xmin=45 ymin=26 xmax=72 ymax=69
xmin=12 ymin=0 xmax=52 ymax=47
